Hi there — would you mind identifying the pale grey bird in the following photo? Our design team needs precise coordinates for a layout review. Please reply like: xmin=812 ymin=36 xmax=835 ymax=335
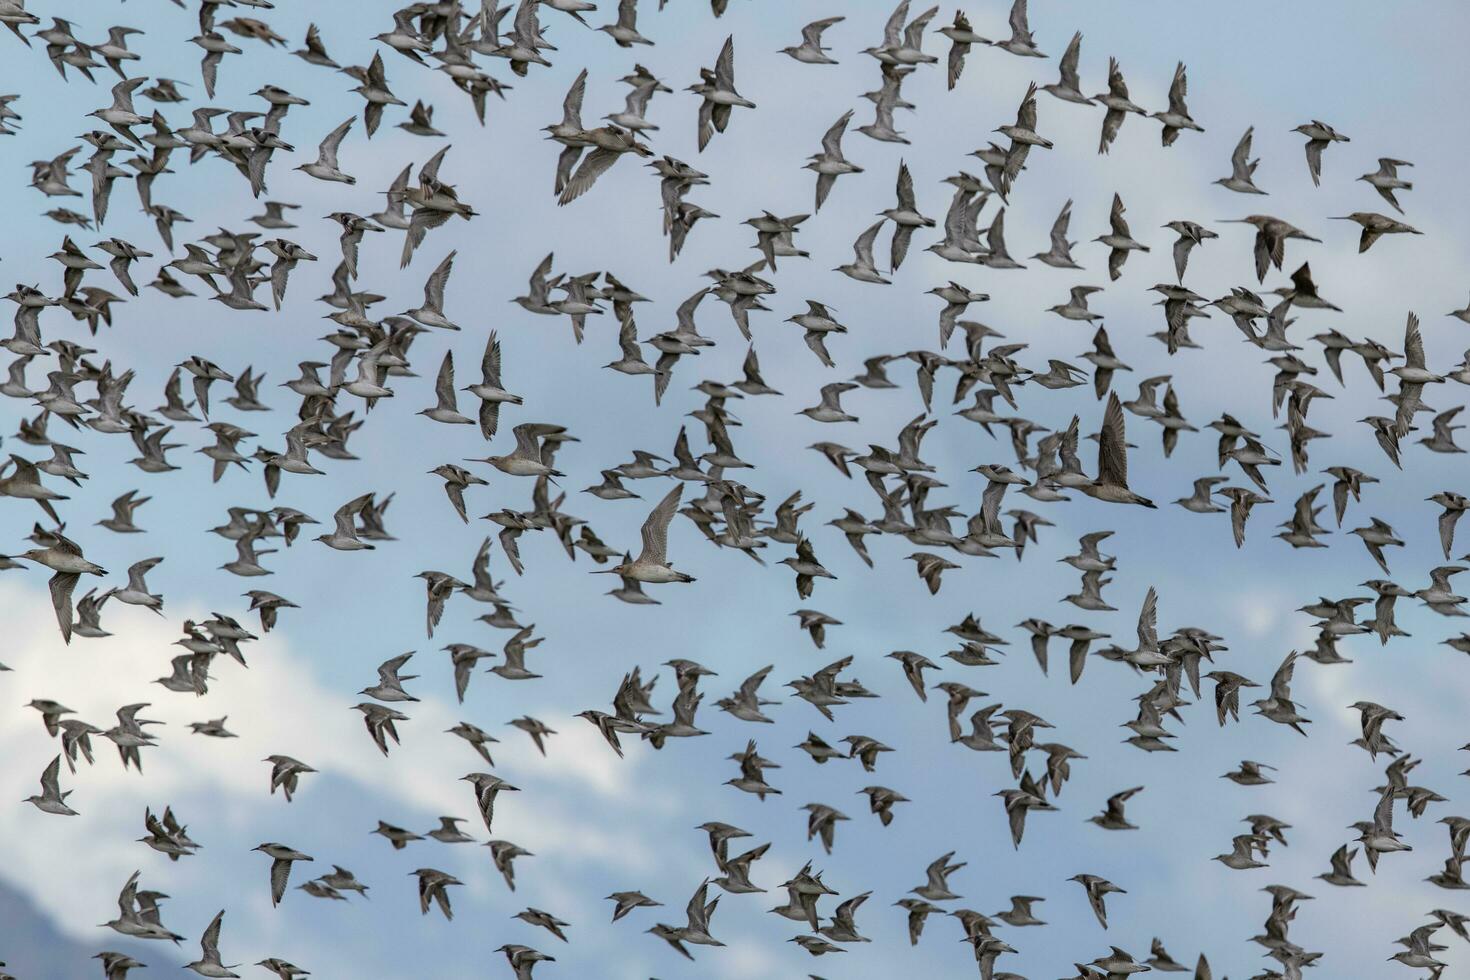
xmin=403 ymin=250 xmax=459 ymax=330
xmin=648 ymin=878 xmax=724 ymax=957
xmin=113 ymin=557 xmax=164 ymax=613
xmin=1080 ymin=394 xmax=1156 ymax=507
xmin=190 ymin=30 xmax=242 ymax=100
xmin=1213 ymin=833 xmax=1268 ymax=870
xmin=887 ymin=650 xmax=939 ymax=701
xmin=189 ymin=716 xmax=236 ymax=738
xmin=792 ymin=609 xmax=841 ymax=649
xmin=1420 ymin=407 xmax=1466 ymax=454
xmin=599 ymin=0 xmax=653 ymax=47
xmin=994 ymin=83 xmax=1051 ymax=194
xmin=863 ymin=0 xmax=939 ymax=67
xmin=1032 ymin=199 xmax=1082 ymax=268
xmin=184 ymin=911 xmax=239 ymax=978
xmin=94 ymin=952 xmax=147 ymax=980
xmin=912 ymin=851 xmax=966 ymax=900
xmin=1088 ymin=787 xmax=1144 ymax=831
xmin=315 ymin=492 xmax=375 ymax=550
xmin=691 ymin=36 xmax=755 ymax=152
xmin=245 ymin=590 xmax=297 ymax=633
xmin=1094 ymin=947 xmax=1150 ymax=975
xmin=447 ymin=722 xmax=499 ymax=765
xmin=1430 ymin=492 xmax=1470 ymax=558
xmin=1358 ymin=157 xmax=1413 ymax=213
xmin=1095 ymin=193 xmax=1150 ymax=281
xmin=782 ymin=16 xmax=844 ymax=64
xmin=1163 ymin=220 xmax=1217 ymax=281
xmin=799 ymin=382 xmax=859 ymax=423
xmin=1390 ymin=313 xmax=1442 ymax=436
xmin=373 ymin=820 xmax=424 ymax=850
xmin=806 ymin=110 xmax=863 ymax=212
xmin=95 ymin=236 xmax=152 ymax=296
xmin=97 ymin=489 xmax=148 ymax=532
xmin=591 ymin=484 xmax=692 ymax=585
xmin=423 ymin=815 xmax=473 ymax=845
xmin=1220 ymin=215 xmax=1321 ymax=283
xmin=1049 ymin=285 xmax=1103 ymax=323
xmin=295 ymin=116 xmax=355 ymax=183
xmin=462 ymin=772 xmax=519 ymax=834
xmin=605 ymin=893 xmax=658 ymax=922
xmin=72 ymin=588 xmax=115 ymax=639
xmin=607 ymin=65 xmax=671 ymax=133
xmin=1331 ymin=211 xmax=1421 ymax=253
xmin=1219 ymin=486 xmax=1272 ymax=548
xmin=497 ymin=943 xmax=556 ymax=978
xmin=1293 ymin=119 xmax=1349 ymax=186
xmin=1175 ymin=476 xmax=1227 ymax=513
xmin=939 ymin=11 xmax=990 ymax=89
xmin=24 ymin=755 xmax=77 ymax=816
xmin=835 ymin=220 xmax=891 ymax=284
xmin=787 ymin=300 xmax=847 ymax=368
xmin=1214 ymin=127 xmax=1266 ymax=194
xmin=881 ymin=161 xmax=936 ymax=271
xmin=398 ymin=99 xmax=443 ymax=138
xmin=466 ymin=422 xmax=568 ymax=479
xmin=716 ymin=664 xmax=778 ymax=723
xmin=360 ymin=651 xmax=419 ymax=702
xmin=463 ymin=331 xmax=523 ymax=439
xmin=509 ymin=715 xmax=557 ymax=755
xmin=264 ymin=755 xmax=315 ymax=802
xmin=994 ymin=0 xmax=1046 ymax=57
xmin=1416 ymin=565 xmax=1468 ymax=616
xmin=488 ymin=840 xmax=534 ymax=892
xmin=412 ymin=868 xmax=462 ymax=920
xmin=253 ymin=843 xmax=314 ymax=906
xmin=102 ymin=870 xmax=183 ymax=943
xmin=1068 ymin=873 xmax=1125 ymax=929
xmin=996 ymin=894 xmax=1047 ymax=927
xmin=1151 ymin=63 xmax=1203 ymax=145
xmin=557 ymin=125 xmax=652 ymax=206
xmin=515 ymin=907 xmax=571 ymax=944
xmin=1250 ymin=650 xmax=1312 ymax=735
xmin=909 ymin=551 xmax=960 ymax=594
xmin=355 ymin=702 xmax=410 ymax=755
xmin=1094 ymin=57 xmax=1146 ymax=154
xmin=1041 ymin=32 xmax=1089 ymax=103
xmin=430 ymin=465 xmax=487 ymax=524
xmin=16 ymin=529 xmax=107 ymax=644
xmin=1064 ymin=569 xmax=1115 ymax=613
xmin=857 ymin=64 xmax=914 ymax=144
xmin=1223 ymin=760 xmax=1276 ymax=786
xmin=929 ymin=282 xmax=989 ymax=348
xmin=490 ymin=626 xmax=544 ymax=680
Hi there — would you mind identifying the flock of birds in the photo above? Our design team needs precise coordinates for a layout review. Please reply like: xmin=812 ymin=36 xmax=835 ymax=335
xmin=0 ymin=0 xmax=1468 ymax=977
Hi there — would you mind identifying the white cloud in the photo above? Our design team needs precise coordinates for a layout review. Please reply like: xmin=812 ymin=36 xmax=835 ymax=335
xmin=0 ymin=579 xmax=682 ymax=969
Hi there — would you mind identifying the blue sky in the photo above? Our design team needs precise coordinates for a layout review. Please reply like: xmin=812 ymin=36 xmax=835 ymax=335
xmin=3 ymin=0 xmax=1470 ymax=977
